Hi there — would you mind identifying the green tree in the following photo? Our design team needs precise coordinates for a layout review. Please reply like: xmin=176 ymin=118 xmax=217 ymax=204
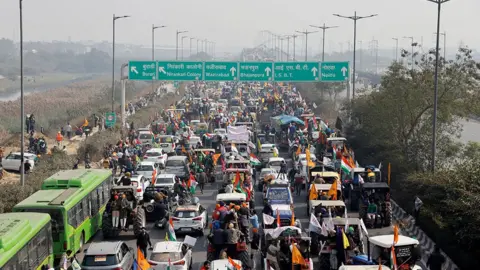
xmin=346 ymin=47 xmax=480 ymax=171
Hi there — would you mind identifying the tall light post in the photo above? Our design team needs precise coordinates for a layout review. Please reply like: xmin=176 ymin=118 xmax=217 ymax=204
xmin=292 ymin=34 xmax=298 ymax=61
xmin=189 ymin=37 xmax=195 ymax=58
xmin=333 ymin=12 xmax=378 ymax=100
xmin=296 ymin=30 xmax=318 ymax=61
xmin=112 ymin=14 xmax=130 ymax=112
xmin=279 ymin=37 xmax=285 ymax=61
xmin=196 ymin=39 xmax=200 ymax=54
xmin=434 ymin=31 xmax=447 ymax=60
xmin=203 ymin=39 xmax=208 ymax=55
xmin=176 ymin=30 xmax=188 ymax=60
xmin=392 ymin=37 xmax=399 ymax=61
xmin=428 ymin=0 xmax=451 ymax=173
xmin=310 ymin=23 xmax=339 ymax=61
xmin=284 ymin=35 xmax=291 ymax=61
xmin=19 ymin=0 xmax=25 ymax=186
xmin=403 ymin=36 xmax=415 ymax=70
xmin=181 ymin=35 xmax=188 ymax=60
xmin=152 ymin=25 xmax=166 ymax=92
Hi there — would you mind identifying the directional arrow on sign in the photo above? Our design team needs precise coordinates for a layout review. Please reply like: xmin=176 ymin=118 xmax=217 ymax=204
xmin=265 ymin=67 xmax=271 ymax=76
xmin=311 ymin=67 xmax=318 ymax=76
xmin=230 ymin=67 xmax=237 ymax=76
xmin=341 ymin=66 xmax=348 ymax=76
xmin=130 ymin=66 xmax=138 ymax=74
xmin=159 ymin=66 xmax=166 ymax=74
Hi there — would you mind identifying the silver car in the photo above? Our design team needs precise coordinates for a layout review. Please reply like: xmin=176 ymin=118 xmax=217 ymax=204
xmin=81 ymin=241 xmax=134 ymax=270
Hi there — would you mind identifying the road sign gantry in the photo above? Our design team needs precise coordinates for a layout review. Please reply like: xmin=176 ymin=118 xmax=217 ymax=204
xmin=127 ymin=61 xmax=349 ymax=82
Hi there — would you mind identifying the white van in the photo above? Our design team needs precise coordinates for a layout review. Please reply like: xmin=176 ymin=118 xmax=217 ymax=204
xmin=138 ymin=131 xmax=153 ymax=145
xmin=157 ymin=135 xmax=176 ymax=154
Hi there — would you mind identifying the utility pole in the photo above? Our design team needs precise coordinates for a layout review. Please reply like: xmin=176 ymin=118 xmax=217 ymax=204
xmin=189 ymin=37 xmax=194 ymax=58
xmin=292 ymin=34 xmax=298 ymax=61
xmin=152 ymin=25 xmax=166 ymax=92
xmin=310 ymin=23 xmax=339 ymax=61
xmin=427 ymin=0 xmax=451 ymax=173
xmin=333 ymin=11 xmax=378 ymax=100
xmin=19 ymin=0 xmax=25 ymax=186
xmin=181 ymin=35 xmax=188 ymax=60
xmin=196 ymin=39 xmax=199 ymax=54
xmin=285 ymin=35 xmax=291 ymax=61
xmin=403 ymin=36 xmax=415 ymax=70
xmin=176 ymin=30 xmax=188 ymax=60
xmin=392 ymin=37 xmax=399 ymax=61
xmin=112 ymin=14 xmax=130 ymax=112
xmin=434 ymin=31 xmax=447 ymax=60
xmin=296 ymin=30 xmax=318 ymax=61
xmin=279 ymin=37 xmax=285 ymax=61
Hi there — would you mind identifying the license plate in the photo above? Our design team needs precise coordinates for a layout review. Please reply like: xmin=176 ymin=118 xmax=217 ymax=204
xmin=181 ymin=228 xmax=192 ymax=231
xmin=161 ymin=144 xmax=169 ymax=147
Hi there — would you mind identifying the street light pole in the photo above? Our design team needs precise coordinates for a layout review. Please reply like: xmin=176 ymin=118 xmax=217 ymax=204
xmin=434 ymin=31 xmax=447 ymax=60
xmin=189 ymin=37 xmax=194 ymax=58
xmin=285 ymin=36 xmax=291 ymax=61
xmin=403 ymin=36 xmax=415 ymax=70
xmin=152 ymin=25 xmax=166 ymax=92
xmin=19 ymin=0 xmax=25 ymax=186
xmin=333 ymin=11 xmax=378 ymax=100
xmin=181 ymin=36 xmax=188 ymax=60
xmin=176 ymin=30 xmax=188 ymax=60
xmin=296 ymin=30 xmax=318 ymax=61
xmin=427 ymin=0 xmax=451 ymax=173
xmin=392 ymin=37 xmax=399 ymax=61
xmin=310 ymin=23 xmax=339 ymax=62
xmin=112 ymin=14 xmax=130 ymax=112
xmin=292 ymin=34 xmax=298 ymax=61
xmin=196 ymin=39 xmax=199 ymax=54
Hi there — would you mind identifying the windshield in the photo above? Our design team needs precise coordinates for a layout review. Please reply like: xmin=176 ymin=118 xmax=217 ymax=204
xmin=139 ymin=133 xmax=152 ymax=139
xmin=137 ymin=165 xmax=153 ymax=171
xmin=259 ymin=152 xmax=275 ymax=160
xmin=267 ymin=188 xmax=290 ymax=201
xmin=269 ymin=161 xmax=283 ymax=167
xmin=165 ymin=160 xmax=184 ymax=167
xmin=150 ymin=252 xmax=182 ymax=262
xmin=146 ymin=152 xmax=162 ymax=157
xmin=157 ymin=177 xmax=174 ymax=184
xmin=231 ymin=100 xmax=240 ymax=106
xmin=158 ymin=137 xmax=173 ymax=143
xmin=82 ymin=255 xmax=117 ymax=266
xmin=16 ymin=208 xmax=64 ymax=232
xmin=174 ymin=211 xmax=197 ymax=218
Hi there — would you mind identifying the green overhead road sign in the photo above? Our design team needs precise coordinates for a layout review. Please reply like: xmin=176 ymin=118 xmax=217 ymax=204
xmin=157 ymin=61 xmax=203 ymax=81
xmin=320 ymin=61 xmax=349 ymax=82
xmin=238 ymin=62 xmax=273 ymax=82
xmin=274 ymin=62 xmax=319 ymax=82
xmin=204 ymin=62 xmax=238 ymax=81
xmin=128 ymin=61 xmax=157 ymax=80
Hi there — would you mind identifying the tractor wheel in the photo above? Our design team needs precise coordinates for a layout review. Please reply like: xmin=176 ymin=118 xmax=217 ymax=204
xmin=133 ymin=207 xmax=146 ymax=237
xmin=102 ymin=214 xmax=119 ymax=239
xmin=385 ymin=202 xmax=392 ymax=226
xmin=237 ymin=251 xmax=252 ymax=269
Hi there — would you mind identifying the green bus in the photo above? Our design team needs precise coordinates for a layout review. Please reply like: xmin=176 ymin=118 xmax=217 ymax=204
xmin=0 ymin=212 xmax=54 ymax=270
xmin=13 ymin=169 xmax=113 ymax=259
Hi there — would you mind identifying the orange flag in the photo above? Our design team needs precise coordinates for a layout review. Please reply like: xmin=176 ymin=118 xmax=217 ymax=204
xmin=228 ymin=257 xmax=242 ymax=270
xmin=393 ymin=224 xmax=399 ymax=244
xmin=295 ymin=145 xmax=301 ymax=156
xmin=291 ymin=243 xmax=305 ymax=265
xmin=290 ymin=211 xmax=295 ymax=226
xmin=276 ymin=209 xmax=281 ymax=227
xmin=309 ymin=183 xmax=318 ymax=200
xmin=137 ymin=247 xmax=151 ymax=270
xmin=213 ymin=153 xmax=221 ymax=165
xmin=327 ymin=179 xmax=338 ymax=200
xmin=378 ymin=259 xmax=382 ymax=270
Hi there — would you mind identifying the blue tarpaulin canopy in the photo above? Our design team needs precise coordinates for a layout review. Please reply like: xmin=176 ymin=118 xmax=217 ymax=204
xmin=277 ymin=115 xmax=304 ymax=126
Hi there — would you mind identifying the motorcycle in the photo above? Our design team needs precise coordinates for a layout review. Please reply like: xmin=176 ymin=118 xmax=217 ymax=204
xmin=155 ymin=217 xmax=168 ymax=229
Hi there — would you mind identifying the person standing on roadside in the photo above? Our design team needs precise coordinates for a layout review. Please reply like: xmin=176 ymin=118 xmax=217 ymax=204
xmin=427 ymin=245 xmax=445 ymax=270
xmin=197 ymin=168 xmax=207 ymax=194
xmin=56 ymin=131 xmax=63 ymax=147
xmin=64 ymin=122 xmax=72 ymax=140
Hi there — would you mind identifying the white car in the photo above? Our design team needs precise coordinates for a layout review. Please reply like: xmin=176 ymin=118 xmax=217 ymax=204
xmin=1 ymin=152 xmax=36 ymax=171
xmin=154 ymin=174 xmax=176 ymax=190
xmin=214 ymin=128 xmax=227 ymax=138
xmin=172 ymin=203 xmax=208 ymax=235
xmin=267 ymin=157 xmax=285 ymax=172
xmin=130 ymin=175 xmax=150 ymax=200
xmin=136 ymin=161 xmax=157 ymax=182
xmin=157 ymin=135 xmax=176 ymax=154
xmin=138 ymin=131 xmax=153 ymax=145
xmin=298 ymin=153 xmax=317 ymax=168
xmin=188 ymin=136 xmax=202 ymax=148
xmin=148 ymin=241 xmax=193 ymax=270
xmin=143 ymin=148 xmax=167 ymax=168
xmin=211 ymin=259 xmax=242 ymax=270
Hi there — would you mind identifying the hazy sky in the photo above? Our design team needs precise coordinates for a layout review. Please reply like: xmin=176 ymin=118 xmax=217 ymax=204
xmin=1 ymin=0 xmax=478 ymax=53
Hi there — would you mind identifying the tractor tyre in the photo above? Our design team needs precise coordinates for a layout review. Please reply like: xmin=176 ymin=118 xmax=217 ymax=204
xmin=133 ymin=207 xmax=146 ymax=237
xmin=102 ymin=213 xmax=119 ymax=239
xmin=207 ymin=250 xmax=215 ymax=262
xmin=237 ymin=251 xmax=252 ymax=269
xmin=385 ymin=202 xmax=392 ymax=226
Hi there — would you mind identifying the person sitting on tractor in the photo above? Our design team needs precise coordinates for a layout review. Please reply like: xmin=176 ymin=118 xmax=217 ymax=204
xmin=367 ymin=169 xmax=376 ymax=182
xmin=367 ymin=199 xmax=378 ymax=223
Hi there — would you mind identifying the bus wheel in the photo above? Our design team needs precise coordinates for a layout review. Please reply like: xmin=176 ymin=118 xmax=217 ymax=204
xmin=79 ymin=232 xmax=85 ymax=250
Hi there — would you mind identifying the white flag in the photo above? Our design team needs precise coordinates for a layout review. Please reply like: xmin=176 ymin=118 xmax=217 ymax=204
xmin=344 ymin=208 xmax=349 ymax=231
xmin=327 ymin=208 xmax=335 ymax=231
xmin=358 ymin=174 xmax=365 ymax=184
xmin=321 ymin=222 xmax=329 ymax=237
xmin=308 ymin=214 xmax=321 ymax=234
xmin=263 ymin=213 xmax=275 ymax=225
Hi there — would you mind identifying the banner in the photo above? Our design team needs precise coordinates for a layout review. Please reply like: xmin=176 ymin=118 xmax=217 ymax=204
xmin=227 ymin=125 xmax=249 ymax=141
